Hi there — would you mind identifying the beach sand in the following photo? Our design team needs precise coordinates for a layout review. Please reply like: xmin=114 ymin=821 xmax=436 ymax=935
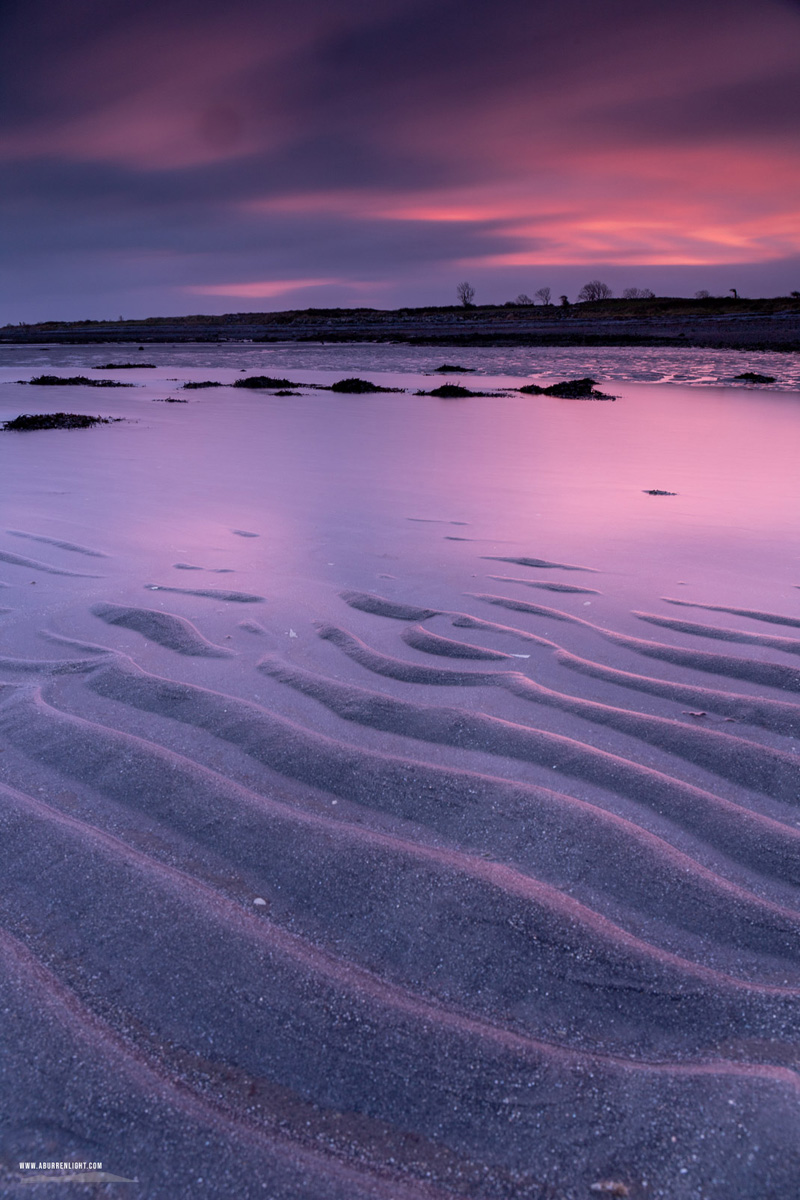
xmin=1 ymin=358 xmax=799 ymax=1198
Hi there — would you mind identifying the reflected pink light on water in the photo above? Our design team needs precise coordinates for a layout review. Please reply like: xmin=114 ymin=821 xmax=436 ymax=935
xmin=1 ymin=356 xmax=799 ymax=621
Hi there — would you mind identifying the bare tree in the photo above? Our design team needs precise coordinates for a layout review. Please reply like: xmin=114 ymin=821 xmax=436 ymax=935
xmin=514 ymin=292 xmax=534 ymax=305
xmin=577 ymin=280 xmax=613 ymax=302
xmin=456 ymin=281 xmax=476 ymax=307
xmin=695 ymin=290 xmax=711 ymax=299
xmin=534 ymin=286 xmax=552 ymax=306
xmin=622 ymin=287 xmax=655 ymax=300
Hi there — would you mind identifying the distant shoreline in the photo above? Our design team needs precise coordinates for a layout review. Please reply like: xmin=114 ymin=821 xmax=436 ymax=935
xmin=3 ymin=297 xmax=800 ymax=351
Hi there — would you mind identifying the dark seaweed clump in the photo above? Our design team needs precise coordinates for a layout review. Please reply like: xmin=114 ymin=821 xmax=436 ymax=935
xmin=181 ymin=381 xmax=223 ymax=389
xmin=274 ymin=390 xmax=301 ymax=396
xmin=25 ymin=375 xmax=134 ymax=388
xmin=643 ymin=489 xmax=677 ymax=496
xmin=152 ymin=397 xmax=188 ymax=403
xmin=432 ymin=363 xmax=475 ymax=373
xmin=232 ymin=375 xmax=299 ymax=389
xmin=2 ymin=412 xmax=118 ymax=431
xmin=519 ymin=376 xmax=614 ymax=399
xmin=329 ymin=378 xmax=403 ymax=393
xmin=94 ymin=362 xmax=156 ymax=369
xmin=416 ymin=384 xmax=481 ymax=398
xmin=733 ymin=372 xmax=776 ymax=384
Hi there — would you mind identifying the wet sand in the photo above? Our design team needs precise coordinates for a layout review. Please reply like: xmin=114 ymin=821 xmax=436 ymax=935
xmin=0 ymin=361 xmax=799 ymax=1198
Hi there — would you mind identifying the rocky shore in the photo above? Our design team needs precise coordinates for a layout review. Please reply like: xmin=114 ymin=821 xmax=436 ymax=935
xmin=4 ymin=296 xmax=800 ymax=350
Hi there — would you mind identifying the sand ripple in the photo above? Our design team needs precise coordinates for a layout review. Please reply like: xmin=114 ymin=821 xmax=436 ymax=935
xmin=2 ymin=573 xmax=800 ymax=1197
xmin=91 ymin=602 xmax=235 ymax=657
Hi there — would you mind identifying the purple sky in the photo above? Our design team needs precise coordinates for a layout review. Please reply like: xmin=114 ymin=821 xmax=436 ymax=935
xmin=2 ymin=0 xmax=800 ymax=322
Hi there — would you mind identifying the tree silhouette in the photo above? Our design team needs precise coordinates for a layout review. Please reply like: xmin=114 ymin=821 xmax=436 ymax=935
xmin=456 ymin=281 xmax=476 ymax=307
xmin=577 ymin=280 xmax=613 ymax=302
xmin=534 ymin=287 xmax=552 ymax=306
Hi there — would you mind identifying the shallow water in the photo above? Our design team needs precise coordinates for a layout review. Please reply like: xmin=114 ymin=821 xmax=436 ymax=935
xmin=2 ymin=337 xmax=800 ymax=388
xmin=1 ymin=345 xmax=800 ymax=1198
xmin=1 ymin=346 xmax=799 ymax=627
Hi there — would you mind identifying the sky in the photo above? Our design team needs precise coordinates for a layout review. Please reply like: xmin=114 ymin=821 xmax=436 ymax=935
xmin=2 ymin=0 xmax=800 ymax=322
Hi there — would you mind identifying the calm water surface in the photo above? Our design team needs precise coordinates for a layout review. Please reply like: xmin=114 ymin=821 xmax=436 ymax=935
xmin=1 ymin=343 xmax=799 ymax=647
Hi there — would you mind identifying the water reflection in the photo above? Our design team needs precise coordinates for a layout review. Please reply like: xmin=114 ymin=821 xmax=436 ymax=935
xmin=0 ymin=357 xmax=798 ymax=628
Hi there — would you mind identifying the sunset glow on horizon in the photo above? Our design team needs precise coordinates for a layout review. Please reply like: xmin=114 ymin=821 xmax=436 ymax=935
xmin=2 ymin=0 xmax=800 ymax=321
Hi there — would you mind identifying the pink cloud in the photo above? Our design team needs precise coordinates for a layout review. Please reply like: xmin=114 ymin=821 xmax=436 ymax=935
xmin=184 ymin=278 xmax=388 ymax=299
xmin=241 ymin=136 xmax=800 ymax=269
xmin=4 ymin=0 xmax=800 ymax=318
xmin=185 ymin=279 xmax=343 ymax=298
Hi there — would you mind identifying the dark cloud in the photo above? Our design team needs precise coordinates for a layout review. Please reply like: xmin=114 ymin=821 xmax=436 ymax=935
xmin=597 ymin=72 xmax=800 ymax=144
xmin=1 ymin=0 xmax=799 ymax=320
